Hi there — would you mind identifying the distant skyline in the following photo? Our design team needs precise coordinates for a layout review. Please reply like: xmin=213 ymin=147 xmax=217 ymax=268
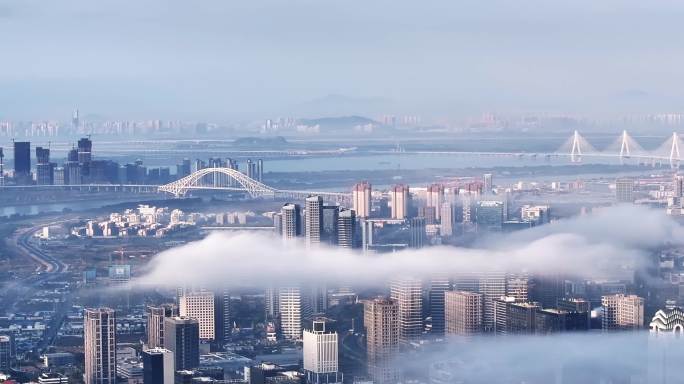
xmin=2 ymin=0 xmax=684 ymax=121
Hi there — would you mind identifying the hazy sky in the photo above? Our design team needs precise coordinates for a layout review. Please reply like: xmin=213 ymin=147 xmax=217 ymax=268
xmin=2 ymin=0 xmax=684 ymax=121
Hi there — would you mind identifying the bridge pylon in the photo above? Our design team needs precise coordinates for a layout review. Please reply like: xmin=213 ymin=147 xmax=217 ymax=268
xmin=671 ymin=132 xmax=681 ymax=169
xmin=570 ymin=130 xmax=584 ymax=163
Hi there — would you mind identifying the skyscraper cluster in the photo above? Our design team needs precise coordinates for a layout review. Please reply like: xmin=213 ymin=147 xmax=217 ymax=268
xmin=274 ymin=197 xmax=359 ymax=249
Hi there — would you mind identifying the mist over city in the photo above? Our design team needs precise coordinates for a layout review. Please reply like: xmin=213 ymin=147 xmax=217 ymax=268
xmin=2 ymin=1 xmax=684 ymax=384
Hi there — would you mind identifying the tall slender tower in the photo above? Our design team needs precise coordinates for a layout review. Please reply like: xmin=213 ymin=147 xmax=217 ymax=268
xmin=352 ymin=182 xmax=372 ymax=218
xmin=364 ymin=298 xmax=399 ymax=384
xmin=84 ymin=308 xmax=117 ymax=384
xmin=163 ymin=317 xmax=200 ymax=370
xmin=479 ymin=272 xmax=507 ymax=332
xmin=390 ymin=277 xmax=423 ymax=344
xmin=390 ymin=184 xmax=409 ymax=219
xmin=146 ymin=304 xmax=177 ymax=349
xmin=305 ymin=195 xmax=323 ymax=247
xmin=0 ymin=147 xmax=4 ymax=186
xmin=72 ymin=108 xmax=80 ymax=131
xmin=13 ymin=141 xmax=31 ymax=185
xmin=279 ymin=286 xmax=303 ymax=340
xmin=428 ymin=276 xmax=450 ymax=335
xmin=337 ymin=209 xmax=356 ymax=248
xmin=426 ymin=184 xmax=444 ymax=221
xmin=281 ymin=203 xmax=302 ymax=240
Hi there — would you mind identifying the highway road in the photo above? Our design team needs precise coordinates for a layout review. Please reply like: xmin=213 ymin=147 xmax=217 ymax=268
xmin=4 ymin=220 xmax=73 ymax=353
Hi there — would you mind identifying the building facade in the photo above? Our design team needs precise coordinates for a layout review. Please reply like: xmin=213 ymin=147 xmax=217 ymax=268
xmin=303 ymin=320 xmax=342 ymax=384
xmin=146 ymin=304 xmax=177 ymax=349
xmin=390 ymin=278 xmax=423 ymax=344
xmin=84 ymin=308 xmax=117 ymax=384
xmin=163 ymin=316 xmax=200 ymax=370
xmin=179 ymin=290 xmax=216 ymax=340
xmin=363 ymin=298 xmax=399 ymax=384
xmin=445 ymin=291 xmax=483 ymax=336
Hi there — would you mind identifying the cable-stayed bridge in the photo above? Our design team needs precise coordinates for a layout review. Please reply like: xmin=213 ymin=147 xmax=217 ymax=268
xmin=2 ymin=131 xmax=684 ymax=201
xmin=377 ymin=130 xmax=684 ymax=167
xmin=555 ymin=130 xmax=682 ymax=165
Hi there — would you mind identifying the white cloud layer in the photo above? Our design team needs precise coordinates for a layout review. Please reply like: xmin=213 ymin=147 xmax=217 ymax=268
xmin=135 ymin=205 xmax=680 ymax=289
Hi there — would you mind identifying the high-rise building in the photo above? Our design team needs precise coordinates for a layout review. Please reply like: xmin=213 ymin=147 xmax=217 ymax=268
xmin=426 ymin=184 xmax=445 ymax=221
xmin=390 ymin=278 xmax=423 ymax=344
xmin=483 ymin=173 xmax=493 ymax=193
xmin=179 ymin=290 xmax=215 ymax=340
xmin=520 ymin=205 xmax=551 ymax=225
xmin=146 ymin=304 xmax=177 ymax=349
xmin=363 ymin=298 xmax=399 ymax=384
xmin=674 ymin=175 xmax=684 ymax=198
xmin=13 ymin=141 xmax=31 ymax=185
xmin=65 ymin=148 xmax=81 ymax=185
xmin=84 ymin=308 xmax=117 ymax=384
xmin=305 ymin=195 xmax=323 ymax=247
xmin=531 ymin=275 xmax=566 ymax=309
xmin=506 ymin=273 xmax=530 ymax=302
xmin=390 ymin=184 xmax=409 ymax=219
xmin=246 ymin=159 xmax=256 ymax=179
xmin=409 ymin=217 xmax=426 ymax=248
xmin=279 ymin=286 xmax=303 ymax=340
xmin=0 ymin=147 xmax=4 ymax=186
xmin=322 ymin=205 xmax=339 ymax=245
xmin=281 ymin=204 xmax=302 ymax=240
xmin=163 ymin=316 xmax=200 ymax=370
xmin=602 ymin=294 xmax=644 ymax=331
xmin=35 ymin=146 xmax=53 ymax=185
xmin=265 ymin=286 xmax=279 ymax=320
xmin=475 ymin=200 xmax=504 ymax=232
xmin=352 ymin=182 xmax=372 ymax=219
xmin=78 ymin=137 xmax=93 ymax=177
xmin=535 ymin=309 xmax=590 ymax=333
xmin=309 ymin=284 xmax=327 ymax=315
xmin=493 ymin=297 xmax=539 ymax=335
xmin=440 ymin=202 xmax=456 ymax=238
xmin=558 ymin=297 xmax=590 ymax=313
xmin=478 ymin=272 xmax=507 ymax=331
xmin=142 ymin=348 xmax=175 ymax=384
xmin=615 ymin=178 xmax=634 ymax=203
xmin=303 ymin=320 xmax=342 ymax=384
xmin=557 ymin=298 xmax=591 ymax=330
xmin=0 ymin=335 xmax=13 ymax=371
xmin=337 ymin=209 xmax=356 ymax=248
xmin=428 ymin=277 xmax=450 ymax=335
xmin=72 ymin=109 xmax=80 ymax=130
xmin=445 ymin=291 xmax=483 ymax=336
xmin=418 ymin=206 xmax=436 ymax=225
xmin=214 ymin=288 xmax=231 ymax=343
xmin=256 ymin=159 xmax=264 ymax=182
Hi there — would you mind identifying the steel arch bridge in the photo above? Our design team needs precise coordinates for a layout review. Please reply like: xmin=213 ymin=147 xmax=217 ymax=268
xmin=158 ymin=167 xmax=350 ymax=203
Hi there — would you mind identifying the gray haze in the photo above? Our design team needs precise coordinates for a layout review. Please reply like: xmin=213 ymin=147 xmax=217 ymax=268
xmin=400 ymin=333 xmax=684 ymax=383
xmin=2 ymin=0 xmax=684 ymax=120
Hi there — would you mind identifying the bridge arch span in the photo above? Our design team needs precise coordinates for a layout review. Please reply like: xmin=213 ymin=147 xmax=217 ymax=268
xmin=158 ymin=167 xmax=276 ymax=198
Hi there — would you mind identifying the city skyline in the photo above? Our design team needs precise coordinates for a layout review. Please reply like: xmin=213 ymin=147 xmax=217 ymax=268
xmin=4 ymin=1 xmax=684 ymax=383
